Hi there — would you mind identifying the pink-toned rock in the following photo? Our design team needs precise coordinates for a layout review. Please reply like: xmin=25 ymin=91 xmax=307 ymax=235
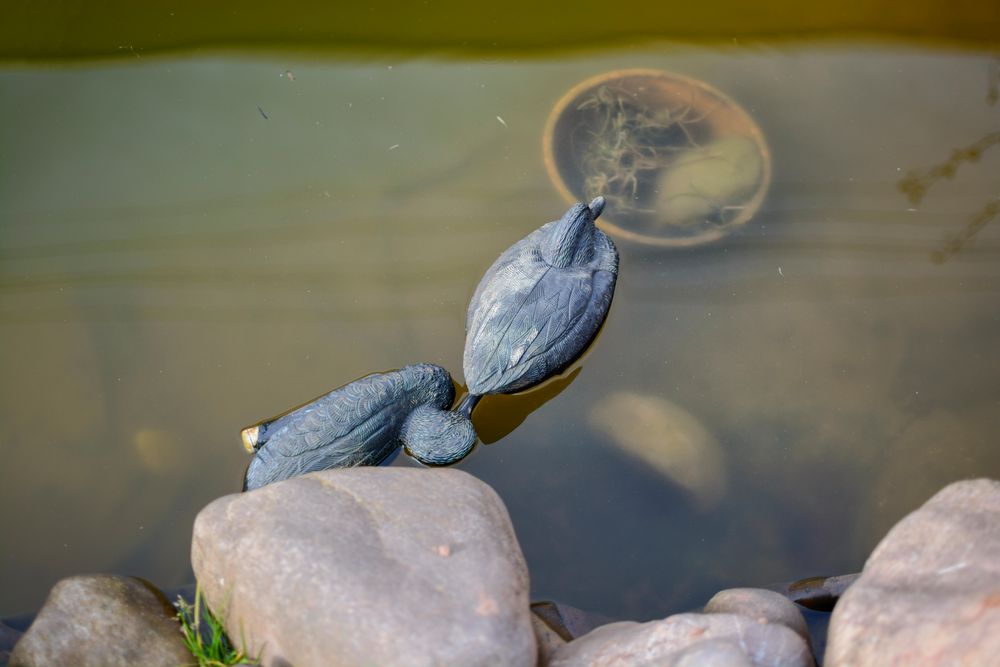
xmin=548 ymin=612 xmax=813 ymax=667
xmin=826 ymin=478 xmax=1000 ymax=667
xmin=192 ymin=468 xmax=535 ymax=667
xmin=704 ymin=587 xmax=809 ymax=642
xmin=672 ymin=639 xmax=753 ymax=667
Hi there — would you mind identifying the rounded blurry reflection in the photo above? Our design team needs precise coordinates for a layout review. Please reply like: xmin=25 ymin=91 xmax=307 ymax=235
xmin=132 ymin=428 xmax=181 ymax=474
xmin=589 ymin=392 xmax=726 ymax=508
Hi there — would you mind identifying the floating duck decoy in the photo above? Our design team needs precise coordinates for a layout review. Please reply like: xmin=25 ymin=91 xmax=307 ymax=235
xmin=242 ymin=364 xmax=476 ymax=491
xmin=458 ymin=197 xmax=618 ymax=417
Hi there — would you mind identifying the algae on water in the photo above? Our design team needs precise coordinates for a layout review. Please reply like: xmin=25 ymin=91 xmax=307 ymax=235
xmin=575 ymin=85 xmax=709 ymax=215
xmin=563 ymin=77 xmax=768 ymax=241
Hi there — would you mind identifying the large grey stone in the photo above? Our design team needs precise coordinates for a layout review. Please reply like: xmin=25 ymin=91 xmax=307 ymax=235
xmin=8 ymin=574 xmax=190 ymax=667
xmin=192 ymin=467 xmax=535 ymax=667
xmin=826 ymin=478 xmax=1000 ymax=667
xmin=548 ymin=612 xmax=813 ymax=667
xmin=704 ymin=588 xmax=810 ymax=642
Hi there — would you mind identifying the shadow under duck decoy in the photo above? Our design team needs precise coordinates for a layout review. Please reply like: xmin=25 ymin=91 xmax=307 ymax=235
xmin=457 ymin=196 xmax=619 ymax=417
xmin=471 ymin=367 xmax=583 ymax=444
xmin=241 ymin=363 xmax=476 ymax=491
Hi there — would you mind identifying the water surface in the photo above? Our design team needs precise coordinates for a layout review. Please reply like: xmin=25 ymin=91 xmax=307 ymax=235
xmin=2 ymin=43 xmax=999 ymax=619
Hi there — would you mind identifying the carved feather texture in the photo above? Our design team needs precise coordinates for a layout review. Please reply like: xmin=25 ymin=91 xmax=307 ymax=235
xmin=464 ymin=218 xmax=618 ymax=396
xmin=245 ymin=364 xmax=453 ymax=489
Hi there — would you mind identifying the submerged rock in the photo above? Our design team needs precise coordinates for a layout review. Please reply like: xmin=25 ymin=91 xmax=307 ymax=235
xmin=548 ymin=612 xmax=813 ymax=667
xmin=655 ymin=137 xmax=764 ymax=227
xmin=8 ymin=574 xmax=190 ymax=667
xmin=532 ymin=600 xmax=618 ymax=667
xmin=589 ymin=392 xmax=726 ymax=507
xmin=774 ymin=573 xmax=860 ymax=612
xmin=532 ymin=613 xmax=567 ymax=666
xmin=192 ymin=467 xmax=535 ymax=667
xmin=826 ymin=478 xmax=1000 ymax=666
xmin=530 ymin=600 xmax=617 ymax=641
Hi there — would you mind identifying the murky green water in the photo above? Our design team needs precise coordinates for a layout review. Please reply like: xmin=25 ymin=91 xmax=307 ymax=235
xmin=2 ymin=43 xmax=999 ymax=620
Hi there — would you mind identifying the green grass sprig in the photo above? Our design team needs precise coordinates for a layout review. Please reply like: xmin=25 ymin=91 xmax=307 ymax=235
xmin=175 ymin=586 xmax=258 ymax=667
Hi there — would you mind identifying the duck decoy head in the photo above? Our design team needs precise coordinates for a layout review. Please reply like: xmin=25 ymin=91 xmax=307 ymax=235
xmin=542 ymin=196 xmax=607 ymax=269
xmin=401 ymin=404 xmax=477 ymax=466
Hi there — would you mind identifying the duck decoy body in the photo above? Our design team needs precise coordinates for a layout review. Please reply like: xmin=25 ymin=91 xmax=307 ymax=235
xmin=460 ymin=197 xmax=618 ymax=415
xmin=242 ymin=363 xmax=476 ymax=491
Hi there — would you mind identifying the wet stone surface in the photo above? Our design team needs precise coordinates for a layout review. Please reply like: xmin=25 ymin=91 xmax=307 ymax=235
xmin=7 ymin=574 xmax=190 ymax=667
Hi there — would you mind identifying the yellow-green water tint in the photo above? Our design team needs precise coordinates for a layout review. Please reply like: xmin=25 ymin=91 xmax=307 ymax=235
xmin=3 ymin=0 xmax=999 ymax=60
xmin=1 ymin=43 xmax=999 ymax=621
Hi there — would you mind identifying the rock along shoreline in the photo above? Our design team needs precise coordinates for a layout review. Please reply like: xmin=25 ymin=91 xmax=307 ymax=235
xmin=5 ymin=473 xmax=1000 ymax=667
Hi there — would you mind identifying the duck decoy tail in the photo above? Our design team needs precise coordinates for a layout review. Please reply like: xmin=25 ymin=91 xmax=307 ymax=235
xmin=589 ymin=196 xmax=606 ymax=219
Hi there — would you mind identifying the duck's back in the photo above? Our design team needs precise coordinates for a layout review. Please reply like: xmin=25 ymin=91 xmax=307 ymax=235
xmin=464 ymin=225 xmax=618 ymax=395
xmin=245 ymin=364 xmax=451 ymax=489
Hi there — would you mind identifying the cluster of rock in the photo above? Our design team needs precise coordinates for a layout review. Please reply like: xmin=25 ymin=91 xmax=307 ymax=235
xmin=5 ymin=474 xmax=1000 ymax=667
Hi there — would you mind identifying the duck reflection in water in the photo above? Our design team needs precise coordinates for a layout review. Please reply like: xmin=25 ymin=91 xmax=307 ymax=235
xmin=241 ymin=364 xmax=476 ymax=491
xmin=471 ymin=366 xmax=583 ymax=445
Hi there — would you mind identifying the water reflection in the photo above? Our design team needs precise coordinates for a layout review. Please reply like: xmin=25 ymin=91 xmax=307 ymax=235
xmin=865 ymin=403 xmax=1000 ymax=543
xmin=471 ymin=368 xmax=582 ymax=444
xmin=589 ymin=392 xmax=726 ymax=508
xmin=2 ymin=45 xmax=1000 ymax=622
xmin=132 ymin=429 xmax=182 ymax=474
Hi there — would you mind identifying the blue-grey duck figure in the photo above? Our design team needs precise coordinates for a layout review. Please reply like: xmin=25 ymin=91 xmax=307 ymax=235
xmin=242 ymin=363 xmax=476 ymax=491
xmin=459 ymin=197 xmax=618 ymax=416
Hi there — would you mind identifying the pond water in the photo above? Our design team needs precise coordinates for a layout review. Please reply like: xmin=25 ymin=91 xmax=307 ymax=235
xmin=2 ymin=42 xmax=999 ymax=621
